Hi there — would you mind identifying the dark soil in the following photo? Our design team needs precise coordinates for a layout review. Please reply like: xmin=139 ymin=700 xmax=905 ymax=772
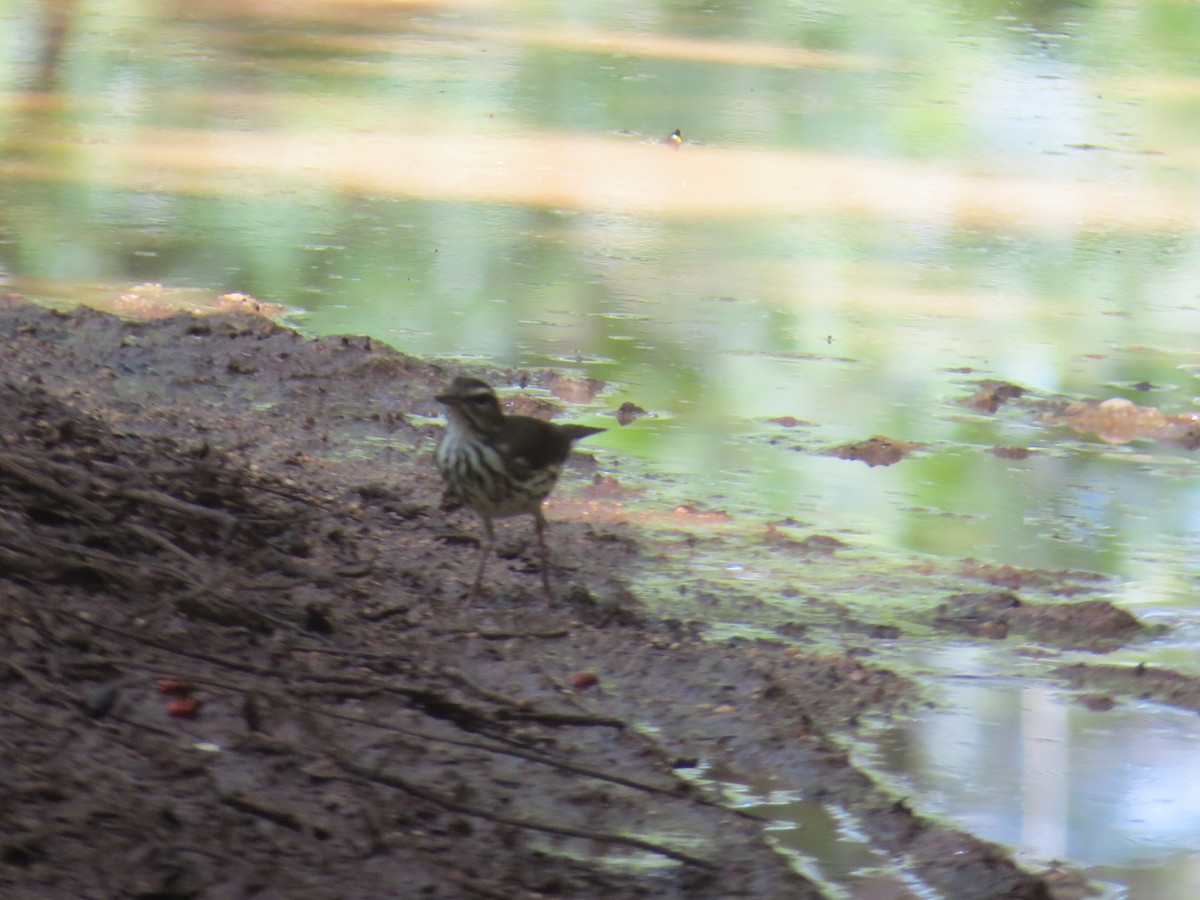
xmin=0 ymin=297 xmax=1157 ymax=899
xmin=1057 ymin=662 xmax=1200 ymax=715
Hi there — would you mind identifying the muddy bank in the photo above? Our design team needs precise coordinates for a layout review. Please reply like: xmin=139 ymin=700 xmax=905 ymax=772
xmin=0 ymin=297 xmax=1156 ymax=898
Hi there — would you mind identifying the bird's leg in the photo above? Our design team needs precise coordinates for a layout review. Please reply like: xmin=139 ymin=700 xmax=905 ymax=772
xmin=534 ymin=506 xmax=553 ymax=599
xmin=470 ymin=514 xmax=495 ymax=599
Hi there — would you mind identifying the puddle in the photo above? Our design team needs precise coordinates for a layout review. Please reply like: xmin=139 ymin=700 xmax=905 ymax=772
xmin=747 ymin=798 xmax=934 ymax=900
xmin=856 ymin=650 xmax=1200 ymax=898
xmin=676 ymin=637 xmax=1200 ymax=897
xmin=681 ymin=768 xmax=933 ymax=899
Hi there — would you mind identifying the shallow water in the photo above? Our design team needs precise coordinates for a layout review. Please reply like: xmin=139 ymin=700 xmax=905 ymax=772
xmin=4 ymin=0 xmax=1200 ymax=893
xmin=861 ymin=658 xmax=1200 ymax=899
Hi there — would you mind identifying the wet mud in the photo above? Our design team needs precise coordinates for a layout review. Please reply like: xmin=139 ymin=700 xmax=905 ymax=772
xmin=0 ymin=297 xmax=1176 ymax=898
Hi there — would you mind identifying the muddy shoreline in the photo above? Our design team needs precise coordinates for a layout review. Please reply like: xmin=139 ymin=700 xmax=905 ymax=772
xmin=0 ymin=297 xmax=1175 ymax=898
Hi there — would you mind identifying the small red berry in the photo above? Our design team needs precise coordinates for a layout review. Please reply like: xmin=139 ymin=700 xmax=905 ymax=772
xmin=167 ymin=697 xmax=202 ymax=719
xmin=570 ymin=672 xmax=599 ymax=690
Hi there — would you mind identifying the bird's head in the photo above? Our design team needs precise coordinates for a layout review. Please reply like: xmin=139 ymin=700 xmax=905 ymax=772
xmin=436 ymin=377 xmax=504 ymax=433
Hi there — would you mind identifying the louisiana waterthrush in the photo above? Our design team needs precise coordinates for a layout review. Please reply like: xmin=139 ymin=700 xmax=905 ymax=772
xmin=435 ymin=376 xmax=605 ymax=598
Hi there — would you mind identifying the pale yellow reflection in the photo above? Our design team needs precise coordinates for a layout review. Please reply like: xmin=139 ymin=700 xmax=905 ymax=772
xmin=1100 ymin=76 xmax=1200 ymax=101
xmin=12 ymin=128 xmax=1195 ymax=232
xmin=177 ymin=0 xmax=497 ymax=20
xmin=436 ymin=24 xmax=874 ymax=70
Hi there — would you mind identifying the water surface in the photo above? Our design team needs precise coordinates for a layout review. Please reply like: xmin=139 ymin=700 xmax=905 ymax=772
xmin=4 ymin=0 xmax=1200 ymax=893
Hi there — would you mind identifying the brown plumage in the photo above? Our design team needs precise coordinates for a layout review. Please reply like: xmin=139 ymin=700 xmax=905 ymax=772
xmin=435 ymin=376 xmax=604 ymax=598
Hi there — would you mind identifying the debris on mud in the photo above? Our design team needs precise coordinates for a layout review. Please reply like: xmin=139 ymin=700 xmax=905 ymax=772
xmin=1046 ymin=396 xmax=1200 ymax=449
xmin=614 ymin=401 xmax=650 ymax=426
xmin=827 ymin=435 xmax=924 ymax=467
xmin=764 ymin=524 xmax=847 ymax=556
xmin=1057 ymin=663 xmax=1200 ymax=716
xmin=961 ymin=379 xmax=1027 ymax=414
xmin=932 ymin=591 xmax=1146 ymax=649
xmin=767 ymin=415 xmax=812 ymax=428
xmin=958 ymin=559 xmax=1108 ymax=597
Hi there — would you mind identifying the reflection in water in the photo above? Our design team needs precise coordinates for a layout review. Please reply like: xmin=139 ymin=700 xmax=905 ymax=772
xmin=687 ymin=771 xmax=933 ymax=898
xmin=859 ymin=647 xmax=1200 ymax=896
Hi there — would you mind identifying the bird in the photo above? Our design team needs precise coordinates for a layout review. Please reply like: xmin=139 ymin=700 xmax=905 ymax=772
xmin=434 ymin=376 xmax=605 ymax=598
